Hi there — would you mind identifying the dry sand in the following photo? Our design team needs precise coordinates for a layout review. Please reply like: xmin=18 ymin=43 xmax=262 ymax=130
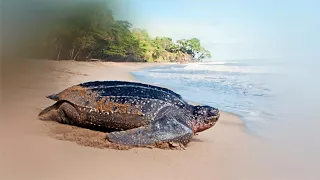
xmin=0 ymin=59 xmax=266 ymax=180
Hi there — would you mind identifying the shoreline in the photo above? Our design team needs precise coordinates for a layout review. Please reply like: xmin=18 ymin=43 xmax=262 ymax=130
xmin=127 ymin=61 xmax=250 ymax=133
xmin=1 ymin=59 xmax=263 ymax=180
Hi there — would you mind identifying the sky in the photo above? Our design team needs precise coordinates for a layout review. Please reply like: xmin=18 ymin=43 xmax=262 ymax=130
xmin=112 ymin=0 xmax=320 ymax=62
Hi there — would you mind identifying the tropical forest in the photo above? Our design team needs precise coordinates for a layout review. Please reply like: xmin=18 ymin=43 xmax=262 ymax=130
xmin=26 ymin=2 xmax=212 ymax=63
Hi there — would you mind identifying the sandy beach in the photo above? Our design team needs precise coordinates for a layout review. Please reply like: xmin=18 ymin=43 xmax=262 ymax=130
xmin=0 ymin=59 xmax=264 ymax=180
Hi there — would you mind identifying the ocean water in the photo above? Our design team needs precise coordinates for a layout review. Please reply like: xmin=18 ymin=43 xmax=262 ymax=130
xmin=132 ymin=60 xmax=285 ymax=137
xmin=132 ymin=59 xmax=320 ymax=177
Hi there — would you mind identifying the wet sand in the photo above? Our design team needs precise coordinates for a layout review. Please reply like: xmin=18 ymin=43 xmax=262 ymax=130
xmin=0 ymin=59 xmax=265 ymax=180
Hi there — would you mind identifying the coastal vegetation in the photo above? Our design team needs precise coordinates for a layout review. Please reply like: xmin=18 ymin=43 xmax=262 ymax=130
xmin=27 ymin=2 xmax=211 ymax=63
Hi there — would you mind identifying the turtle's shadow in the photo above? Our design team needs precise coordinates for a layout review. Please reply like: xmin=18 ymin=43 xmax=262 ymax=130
xmin=59 ymin=121 xmax=119 ymax=133
xmin=191 ymin=138 xmax=204 ymax=142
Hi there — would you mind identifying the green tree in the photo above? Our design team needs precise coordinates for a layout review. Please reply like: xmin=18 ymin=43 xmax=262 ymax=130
xmin=176 ymin=38 xmax=211 ymax=61
xmin=29 ymin=1 xmax=212 ymax=62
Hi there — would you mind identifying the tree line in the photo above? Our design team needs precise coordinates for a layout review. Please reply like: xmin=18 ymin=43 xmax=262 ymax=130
xmin=29 ymin=2 xmax=212 ymax=63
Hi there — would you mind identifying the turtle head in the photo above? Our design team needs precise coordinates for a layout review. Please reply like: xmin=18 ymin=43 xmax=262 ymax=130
xmin=191 ymin=105 xmax=220 ymax=133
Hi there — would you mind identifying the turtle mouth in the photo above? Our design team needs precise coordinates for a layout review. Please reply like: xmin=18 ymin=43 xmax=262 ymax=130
xmin=192 ymin=113 xmax=220 ymax=133
xmin=192 ymin=123 xmax=214 ymax=133
xmin=192 ymin=121 xmax=217 ymax=133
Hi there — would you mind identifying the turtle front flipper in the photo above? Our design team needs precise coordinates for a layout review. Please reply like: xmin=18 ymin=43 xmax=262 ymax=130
xmin=106 ymin=115 xmax=194 ymax=147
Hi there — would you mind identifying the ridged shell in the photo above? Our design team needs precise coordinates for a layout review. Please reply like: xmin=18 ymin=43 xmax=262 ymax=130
xmin=46 ymin=81 xmax=189 ymax=111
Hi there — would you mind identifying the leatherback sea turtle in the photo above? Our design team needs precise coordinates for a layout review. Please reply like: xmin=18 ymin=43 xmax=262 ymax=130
xmin=38 ymin=81 xmax=220 ymax=147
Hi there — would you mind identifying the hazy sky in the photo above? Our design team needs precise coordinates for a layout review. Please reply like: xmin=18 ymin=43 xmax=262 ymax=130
xmin=113 ymin=0 xmax=319 ymax=61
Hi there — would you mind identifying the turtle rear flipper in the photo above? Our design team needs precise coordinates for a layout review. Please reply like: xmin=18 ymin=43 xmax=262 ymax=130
xmin=106 ymin=115 xmax=194 ymax=147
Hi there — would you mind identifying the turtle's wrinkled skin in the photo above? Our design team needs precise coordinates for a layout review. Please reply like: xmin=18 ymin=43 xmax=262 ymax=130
xmin=38 ymin=81 xmax=220 ymax=147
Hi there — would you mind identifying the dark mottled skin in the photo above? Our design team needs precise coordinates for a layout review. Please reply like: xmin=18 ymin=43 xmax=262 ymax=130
xmin=38 ymin=81 xmax=220 ymax=147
